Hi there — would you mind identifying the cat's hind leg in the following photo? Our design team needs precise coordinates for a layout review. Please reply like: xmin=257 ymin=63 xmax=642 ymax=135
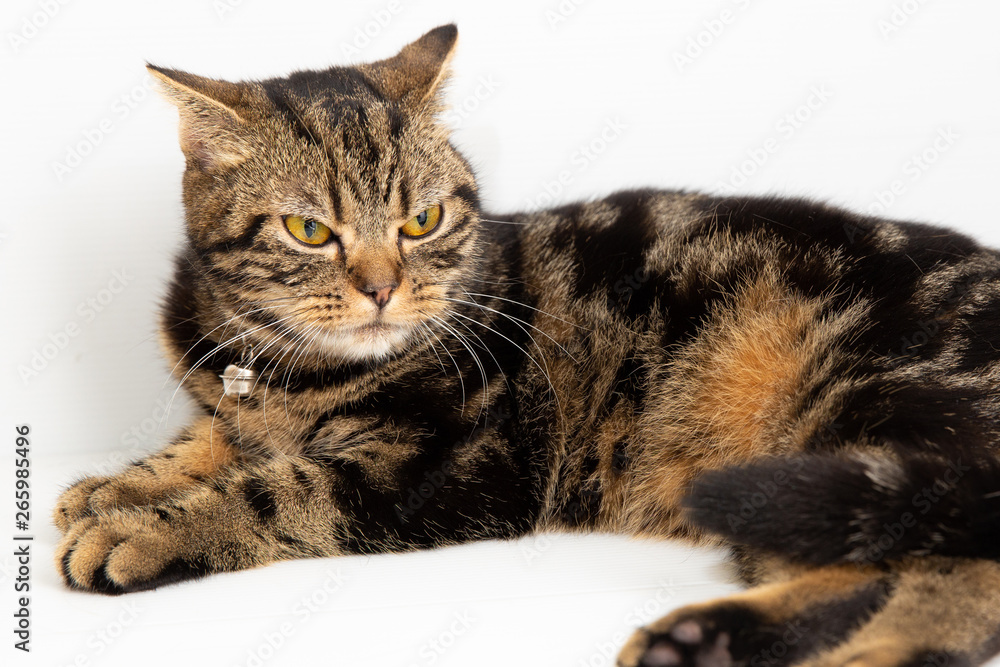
xmin=618 ymin=557 xmax=1000 ymax=667
xmin=617 ymin=559 xmax=892 ymax=667
xmin=796 ymin=557 xmax=1000 ymax=667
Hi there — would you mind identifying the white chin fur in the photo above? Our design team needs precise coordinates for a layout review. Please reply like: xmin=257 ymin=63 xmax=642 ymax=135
xmin=313 ymin=325 xmax=411 ymax=363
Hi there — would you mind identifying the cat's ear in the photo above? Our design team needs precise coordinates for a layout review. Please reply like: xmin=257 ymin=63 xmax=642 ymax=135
xmin=361 ymin=24 xmax=458 ymax=110
xmin=146 ymin=65 xmax=254 ymax=171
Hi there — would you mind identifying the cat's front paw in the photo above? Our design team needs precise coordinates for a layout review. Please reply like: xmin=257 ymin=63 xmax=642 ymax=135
xmin=54 ymin=465 xmax=204 ymax=534
xmin=55 ymin=509 xmax=213 ymax=595
xmin=53 ymin=475 xmax=114 ymax=533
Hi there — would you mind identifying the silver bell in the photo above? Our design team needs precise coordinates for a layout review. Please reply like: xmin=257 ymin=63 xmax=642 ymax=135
xmin=220 ymin=364 xmax=257 ymax=398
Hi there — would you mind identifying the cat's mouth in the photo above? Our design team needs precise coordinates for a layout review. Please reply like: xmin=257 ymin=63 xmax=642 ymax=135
xmin=349 ymin=322 xmax=399 ymax=334
xmin=313 ymin=320 xmax=412 ymax=362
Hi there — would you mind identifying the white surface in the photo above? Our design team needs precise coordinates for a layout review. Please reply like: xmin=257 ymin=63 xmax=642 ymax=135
xmin=2 ymin=0 xmax=1000 ymax=665
xmin=20 ymin=454 xmax=742 ymax=666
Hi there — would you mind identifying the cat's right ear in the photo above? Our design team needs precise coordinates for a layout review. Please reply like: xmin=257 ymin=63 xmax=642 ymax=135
xmin=361 ymin=24 xmax=458 ymax=111
xmin=147 ymin=65 xmax=253 ymax=172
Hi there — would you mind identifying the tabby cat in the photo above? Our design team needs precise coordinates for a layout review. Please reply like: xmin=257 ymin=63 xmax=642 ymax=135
xmin=54 ymin=25 xmax=1000 ymax=667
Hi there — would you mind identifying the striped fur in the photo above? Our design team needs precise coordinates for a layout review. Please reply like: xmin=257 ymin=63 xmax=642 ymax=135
xmin=55 ymin=25 xmax=1000 ymax=666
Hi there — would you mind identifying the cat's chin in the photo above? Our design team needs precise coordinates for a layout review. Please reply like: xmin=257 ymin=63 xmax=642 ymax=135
xmin=313 ymin=322 xmax=412 ymax=363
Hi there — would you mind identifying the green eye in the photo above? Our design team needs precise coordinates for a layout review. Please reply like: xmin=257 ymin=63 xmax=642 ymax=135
xmin=401 ymin=205 xmax=442 ymax=238
xmin=284 ymin=215 xmax=333 ymax=246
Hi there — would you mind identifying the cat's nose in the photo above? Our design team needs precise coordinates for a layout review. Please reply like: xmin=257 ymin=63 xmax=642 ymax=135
xmin=359 ymin=281 xmax=398 ymax=310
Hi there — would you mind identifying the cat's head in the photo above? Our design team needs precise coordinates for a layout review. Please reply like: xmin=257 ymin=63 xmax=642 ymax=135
xmin=151 ymin=25 xmax=480 ymax=364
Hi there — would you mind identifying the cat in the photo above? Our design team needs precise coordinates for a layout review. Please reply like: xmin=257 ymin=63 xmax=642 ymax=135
xmin=54 ymin=24 xmax=1000 ymax=667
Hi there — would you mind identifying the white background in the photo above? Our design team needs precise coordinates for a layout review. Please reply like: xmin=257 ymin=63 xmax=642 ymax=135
xmin=2 ymin=0 xmax=1000 ymax=665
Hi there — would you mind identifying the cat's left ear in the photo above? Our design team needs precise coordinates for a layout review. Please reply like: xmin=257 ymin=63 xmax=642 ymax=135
xmin=361 ymin=24 xmax=458 ymax=110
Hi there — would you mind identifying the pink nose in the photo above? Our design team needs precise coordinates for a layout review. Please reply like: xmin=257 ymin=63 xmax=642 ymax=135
xmin=361 ymin=282 xmax=397 ymax=309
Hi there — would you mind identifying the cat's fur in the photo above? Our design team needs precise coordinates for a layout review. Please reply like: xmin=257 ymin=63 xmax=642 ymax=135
xmin=55 ymin=25 xmax=1000 ymax=667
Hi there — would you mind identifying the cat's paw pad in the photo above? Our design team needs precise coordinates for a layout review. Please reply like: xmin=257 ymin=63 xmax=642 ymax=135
xmin=55 ymin=510 xmax=208 ymax=594
xmin=53 ymin=476 xmax=113 ymax=532
xmin=623 ymin=619 xmax=732 ymax=667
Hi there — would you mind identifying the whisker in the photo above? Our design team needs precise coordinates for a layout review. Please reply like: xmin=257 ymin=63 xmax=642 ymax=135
xmin=415 ymin=319 xmax=449 ymax=377
xmin=282 ymin=323 xmax=329 ymax=425
xmin=438 ymin=295 xmax=579 ymax=363
xmin=433 ymin=313 xmax=491 ymax=421
xmin=427 ymin=315 xmax=476 ymax=415
xmin=443 ymin=308 xmax=565 ymax=427
xmin=163 ymin=306 xmax=313 ymax=428
xmin=248 ymin=321 xmax=318 ymax=448
xmin=461 ymin=290 xmax=589 ymax=332
xmin=439 ymin=309 xmax=513 ymax=400
xmin=480 ymin=217 xmax=529 ymax=226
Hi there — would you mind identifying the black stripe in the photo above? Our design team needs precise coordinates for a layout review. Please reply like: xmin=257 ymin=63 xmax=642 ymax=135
xmin=547 ymin=190 xmax=659 ymax=313
xmin=611 ymin=440 xmax=630 ymax=474
xmin=243 ymin=476 xmax=277 ymax=521
xmin=356 ymin=108 xmax=381 ymax=169
xmin=198 ymin=215 xmax=268 ymax=256
xmin=293 ymin=464 xmax=314 ymax=494
xmin=383 ymin=155 xmax=397 ymax=204
xmin=451 ymin=182 xmax=480 ymax=210
xmin=344 ymin=169 xmax=366 ymax=203
xmin=330 ymin=182 xmax=344 ymax=223
xmin=399 ymin=180 xmax=410 ymax=215
xmin=266 ymin=91 xmax=321 ymax=147
xmin=388 ymin=107 xmax=404 ymax=140
xmin=606 ymin=354 xmax=646 ymax=414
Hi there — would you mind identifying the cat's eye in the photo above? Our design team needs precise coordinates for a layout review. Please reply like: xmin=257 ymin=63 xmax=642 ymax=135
xmin=284 ymin=215 xmax=333 ymax=246
xmin=400 ymin=205 xmax=442 ymax=238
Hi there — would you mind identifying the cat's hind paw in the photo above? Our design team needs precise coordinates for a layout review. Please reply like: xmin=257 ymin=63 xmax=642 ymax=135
xmin=618 ymin=613 xmax=738 ymax=667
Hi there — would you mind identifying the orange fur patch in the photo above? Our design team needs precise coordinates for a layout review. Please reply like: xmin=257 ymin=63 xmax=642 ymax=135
xmin=627 ymin=272 xmax=828 ymax=535
xmin=684 ymin=277 xmax=821 ymax=458
xmin=170 ymin=418 xmax=239 ymax=476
